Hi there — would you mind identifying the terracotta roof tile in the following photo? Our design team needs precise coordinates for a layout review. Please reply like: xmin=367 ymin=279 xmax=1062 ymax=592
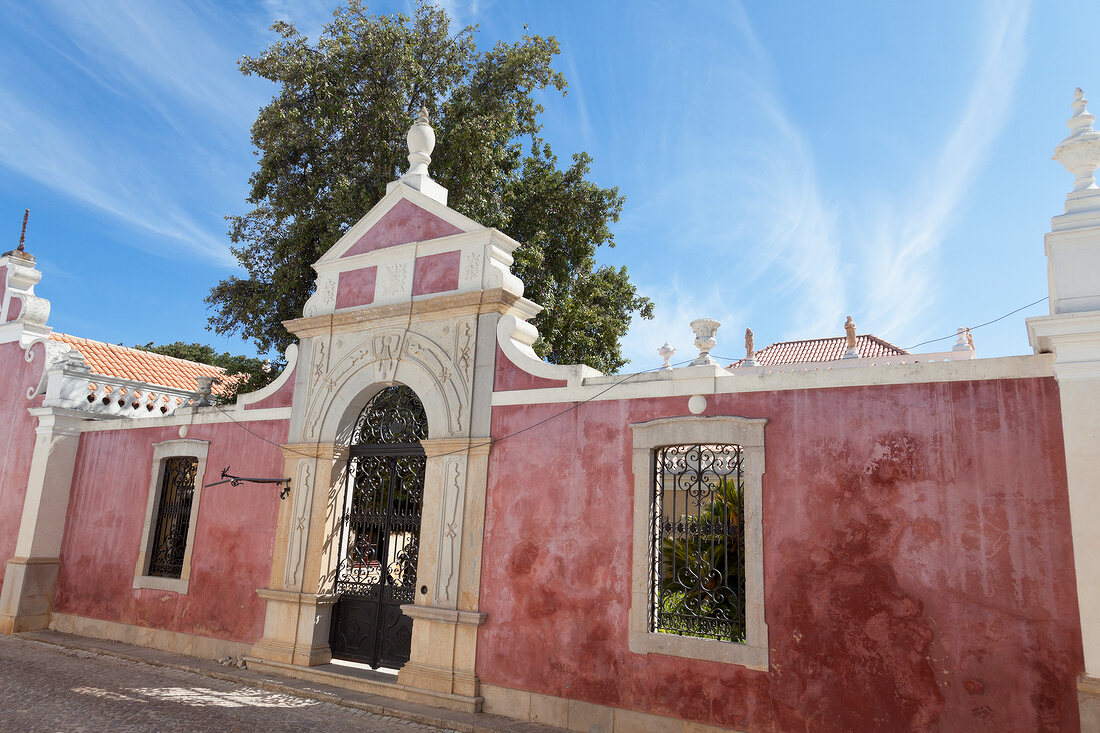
xmin=48 ymin=333 xmax=233 ymax=394
xmin=730 ymin=334 xmax=907 ymax=367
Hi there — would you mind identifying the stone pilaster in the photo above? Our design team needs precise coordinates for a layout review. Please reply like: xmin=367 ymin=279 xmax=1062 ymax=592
xmin=1026 ymin=87 xmax=1100 ymax=727
xmin=250 ymin=442 xmax=344 ymax=666
xmin=0 ymin=407 xmax=85 ymax=633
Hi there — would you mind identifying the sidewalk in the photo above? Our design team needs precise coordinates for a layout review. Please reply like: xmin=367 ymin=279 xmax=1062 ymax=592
xmin=18 ymin=630 xmax=564 ymax=733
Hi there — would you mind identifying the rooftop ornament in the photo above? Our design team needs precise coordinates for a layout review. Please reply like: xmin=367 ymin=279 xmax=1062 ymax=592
xmin=658 ymin=341 xmax=676 ymax=370
xmin=4 ymin=209 xmax=34 ymax=262
xmin=690 ymin=318 xmax=721 ymax=366
xmin=193 ymin=375 xmax=219 ymax=407
xmin=387 ymin=106 xmax=448 ymax=204
xmin=843 ymin=316 xmax=859 ymax=359
xmin=744 ymin=328 xmax=757 ymax=366
xmin=1054 ymin=88 xmax=1100 ymax=194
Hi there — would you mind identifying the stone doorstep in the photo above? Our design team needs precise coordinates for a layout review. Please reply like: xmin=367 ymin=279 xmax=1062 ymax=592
xmin=245 ymin=655 xmax=481 ymax=714
xmin=18 ymin=630 xmax=565 ymax=733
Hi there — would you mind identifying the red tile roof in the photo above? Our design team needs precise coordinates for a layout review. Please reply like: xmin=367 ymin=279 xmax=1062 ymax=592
xmin=730 ymin=334 xmax=908 ymax=367
xmin=48 ymin=333 xmax=231 ymax=394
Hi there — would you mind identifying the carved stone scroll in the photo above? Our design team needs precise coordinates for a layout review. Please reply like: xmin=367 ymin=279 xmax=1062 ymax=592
xmin=284 ymin=461 xmax=314 ymax=588
xmin=435 ymin=456 xmax=465 ymax=604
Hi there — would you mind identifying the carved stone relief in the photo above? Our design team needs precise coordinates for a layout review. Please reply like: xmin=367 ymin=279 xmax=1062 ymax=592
xmin=382 ymin=263 xmax=408 ymax=296
xmin=284 ymin=461 xmax=314 ymax=588
xmin=303 ymin=326 xmax=472 ymax=441
xmin=435 ymin=456 xmax=465 ymax=604
xmin=461 ymin=252 xmax=481 ymax=284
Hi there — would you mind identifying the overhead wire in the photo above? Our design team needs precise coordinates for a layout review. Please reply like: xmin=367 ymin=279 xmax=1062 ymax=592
xmin=902 ymin=296 xmax=1048 ymax=350
xmin=208 ymin=293 xmax=1053 ymax=470
xmin=213 ymin=357 xmax=698 ymax=464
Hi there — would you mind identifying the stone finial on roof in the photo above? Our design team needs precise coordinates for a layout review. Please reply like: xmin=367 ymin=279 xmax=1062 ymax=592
xmin=842 ymin=316 xmax=859 ymax=358
xmin=744 ymin=328 xmax=757 ymax=366
xmin=658 ymin=341 xmax=676 ymax=371
xmin=18 ymin=209 xmax=28 ymax=252
xmin=1054 ymin=87 xmax=1100 ymax=193
xmin=3 ymin=208 xmax=35 ymax=262
xmin=690 ymin=318 xmax=720 ymax=366
xmin=387 ymin=105 xmax=448 ymax=204
xmin=406 ymin=106 xmax=435 ymax=178
xmin=952 ymin=327 xmax=975 ymax=352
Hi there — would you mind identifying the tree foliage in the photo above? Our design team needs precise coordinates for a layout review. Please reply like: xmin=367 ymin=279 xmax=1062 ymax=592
xmin=207 ymin=0 xmax=652 ymax=373
xmin=134 ymin=341 xmax=278 ymax=402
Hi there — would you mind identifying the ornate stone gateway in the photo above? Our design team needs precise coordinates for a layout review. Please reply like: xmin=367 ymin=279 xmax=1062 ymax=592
xmin=329 ymin=385 xmax=428 ymax=668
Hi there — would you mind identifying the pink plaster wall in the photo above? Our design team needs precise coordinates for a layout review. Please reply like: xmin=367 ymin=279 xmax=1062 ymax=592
xmin=341 ymin=199 xmax=462 ymax=257
xmin=412 ymin=250 xmax=460 ymax=296
xmin=54 ymin=418 xmax=288 ymax=644
xmin=242 ymin=364 xmax=297 ymax=411
xmin=479 ymin=378 xmax=1082 ymax=732
xmin=336 ymin=266 xmax=377 ymax=310
xmin=0 ymin=340 xmax=45 ymax=587
xmin=493 ymin=346 xmax=568 ymax=391
xmin=6 ymin=296 xmax=20 ymax=322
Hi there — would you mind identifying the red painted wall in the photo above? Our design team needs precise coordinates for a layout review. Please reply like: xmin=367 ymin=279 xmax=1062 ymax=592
xmin=0 ymin=340 xmax=45 ymax=587
xmin=54 ymin=418 xmax=288 ymax=644
xmin=342 ymin=199 xmax=462 ymax=257
xmin=493 ymin=346 xmax=568 ymax=391
xmin=479 ymin=378 xmax=1082 ymax=732
xmin=242 ymin=365 xmax=297 ymax=411
xmin=336 ymin=266 xmax=377 ymax=310
xmin=412 ymin=250 xmax=460 ymax=296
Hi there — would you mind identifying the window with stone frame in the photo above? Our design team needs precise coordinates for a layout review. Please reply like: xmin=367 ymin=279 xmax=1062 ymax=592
xmin=148 ymin=456 xmax=199 ymax=578
xmin=134 ymin=439 xmax=209 ymax=594
xmin=629 ymin=416 xmax=769 ymax=670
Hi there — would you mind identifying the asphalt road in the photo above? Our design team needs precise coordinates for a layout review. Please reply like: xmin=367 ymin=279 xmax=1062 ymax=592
xmin=0 ymin=634 xmax=452 ymax=732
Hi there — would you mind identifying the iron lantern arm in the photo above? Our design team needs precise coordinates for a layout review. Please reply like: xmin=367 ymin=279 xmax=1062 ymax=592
xmin=204 ymin=466 xmax=292 ymax=500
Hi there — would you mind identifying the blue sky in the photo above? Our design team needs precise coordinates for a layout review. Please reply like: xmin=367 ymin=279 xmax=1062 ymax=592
xmin=1 ymin=1 xmax=1096 ymax=370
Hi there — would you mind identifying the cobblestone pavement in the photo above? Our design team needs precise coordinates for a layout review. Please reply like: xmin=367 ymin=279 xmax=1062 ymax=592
xmin=0 ymin=634 xmax=453 ymax=732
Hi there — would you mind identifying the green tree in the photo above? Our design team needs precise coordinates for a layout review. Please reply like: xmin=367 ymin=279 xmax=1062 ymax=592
xmin=134 ymin=342 xmax=278 ymax=402
xmin=207 ymin=0 xmax=652 ymax=373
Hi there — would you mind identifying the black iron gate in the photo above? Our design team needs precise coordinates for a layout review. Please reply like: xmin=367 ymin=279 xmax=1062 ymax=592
xmin=330 ymin=386 xmax=428 ymax=668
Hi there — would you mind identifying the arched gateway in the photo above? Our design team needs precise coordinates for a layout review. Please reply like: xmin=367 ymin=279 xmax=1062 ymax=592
xmin=330 ymin=385 xmax=428 ymax=668
xmin=249 ymin=108 xmax=534 ymax=712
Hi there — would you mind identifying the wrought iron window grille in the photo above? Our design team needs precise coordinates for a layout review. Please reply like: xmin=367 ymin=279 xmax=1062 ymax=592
xmin=148 ymin=455 xmax=199 ymax=579
xmin=651 ymin=443 xmax=747 ymax=644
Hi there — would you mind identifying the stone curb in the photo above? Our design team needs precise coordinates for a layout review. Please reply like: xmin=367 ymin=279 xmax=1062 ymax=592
xmin=18 ymin=631 xmax=558 ymax=733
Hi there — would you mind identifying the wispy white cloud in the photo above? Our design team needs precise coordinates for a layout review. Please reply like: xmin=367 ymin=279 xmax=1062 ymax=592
xmin=0 ymin=87 xmax=234 ymax=264
xmin=615 ymin=1 xmax=845 ymax=364
xmin=0 ymin=0 xmax=266 ymax=265
xmin=862 ymin=0 xmax=1030 ymax=340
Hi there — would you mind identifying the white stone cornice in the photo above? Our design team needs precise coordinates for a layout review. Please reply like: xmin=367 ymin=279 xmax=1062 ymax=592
xmin=1027 ymin=312 xmax=1100 ymax=369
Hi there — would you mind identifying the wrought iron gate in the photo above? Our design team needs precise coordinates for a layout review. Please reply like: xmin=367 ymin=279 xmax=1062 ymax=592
xmin=330 ymin=386 xmax=428 ymax=668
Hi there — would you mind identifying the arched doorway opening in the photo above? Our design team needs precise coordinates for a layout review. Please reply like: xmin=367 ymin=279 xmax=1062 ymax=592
xmin=329 ymin=385 xmax=428 ymax=668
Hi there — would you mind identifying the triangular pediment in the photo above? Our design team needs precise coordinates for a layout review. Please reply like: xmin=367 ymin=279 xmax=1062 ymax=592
xmin=316 ymin=184 xmax=484 ymax=265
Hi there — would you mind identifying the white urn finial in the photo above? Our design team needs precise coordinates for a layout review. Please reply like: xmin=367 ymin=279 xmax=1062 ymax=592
xmin=658 ymin=341 xmax=676 ymax=370
xmin=689 ymin=318 xmax=721 ymax=366
xmin=387 ymin=105 xmax=448 ymax=204
xmin=1054 ymin=87 xmax=1100 ymax=193
xmin=194 ymin=375 xmax=219 ymax=407
xmin=406 ymin=106 xmax=435 ymax=178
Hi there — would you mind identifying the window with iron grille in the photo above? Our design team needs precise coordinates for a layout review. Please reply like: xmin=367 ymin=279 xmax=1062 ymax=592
xmin=134 ymin=439 xmax=209 ymax=594
xmin=652 ymin=443 xmax=746 ymax=643
xmin=148 ymin=456 xmax=199 ymax=578
xmin=629 ymin=416 xmax=768 ymax=670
